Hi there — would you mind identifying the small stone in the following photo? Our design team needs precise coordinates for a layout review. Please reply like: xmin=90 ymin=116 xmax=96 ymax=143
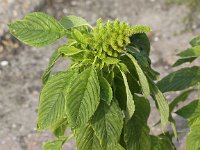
xmin=12 ymin=123 xmax=16 ymax=128
xmin=154 ymin=36 xmax=159 ymax=42
xmin=0 ymin=60 xmax=8 ymax=66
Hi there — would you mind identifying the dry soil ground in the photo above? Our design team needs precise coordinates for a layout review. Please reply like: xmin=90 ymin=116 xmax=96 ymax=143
xmin=0 ymin=0 xmax=200 ymax=150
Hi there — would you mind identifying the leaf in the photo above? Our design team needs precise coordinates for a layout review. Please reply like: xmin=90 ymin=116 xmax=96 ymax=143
xmin=91 ymin=101 xmax=123 ymax=149
xmin=38 ymin=70 xmax=78 ymax=130
xmin=124 ymin=95 xmax=151 ymax=150
xmin=58 ymin=45 xmax=84 ymax=56
xmin=8 ymin=12 xmax=65 ymax=47
xmin=103 ymin=57 xmax=119 ymax=65
xmin=60 ymin=15 xmax=92 ymax=30
xmin=99 ymin=76 xmax=113 ymax=105
xmin=172 ymin=57 xmax=197 ymax=67
xmin=177 ymin=46 xmax=200 ymax=58
xmin=150 ymin=135 xmax=175 ymax=150
xmin=119 ymin=68 xmax=135 ymax=121
xmin=190 ymin=36 xmax=200 ymax=47
xmin=157 ymin=66 xmax=200 ymax=92
xmin=130 ymin=33 xmax=150 ymax=56
xmin=186 ymin=125 xmax=200 ymax=150
xmin=148 ymin=78 xmax=169 ymax=129
xmin=51 ymin=119 xmax=68 ymax=138
xmin=43 ymin=136 xmax=68 ymax=150
xmin=125 ymin=52 xmax=150 ymax=97
xmin=66 ymin=67 xmax=100 ymax=128
xmin=169 ymin=89 xmax=197 ymax=112
xmin=75 ymin=124 xmax=102 ymax=150
xmin=42 ymin=50 xmax=61 ymax=84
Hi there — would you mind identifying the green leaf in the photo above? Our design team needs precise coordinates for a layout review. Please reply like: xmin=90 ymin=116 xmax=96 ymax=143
xmin=58 ymin=45 xmax=84 ymax=56
xmin=42 ymin=50 xmax=61 ymax=84
xmin=169 ymin=89 xmax=197 ymax=112
xmin=124 ymin=95 xmax=151 ymax=150
xmin=91 ymin=101 xmax=123 ymax=149
xmin=190 ymin=36 xmax=200 ymax=47
xmin=186 ymin=125 xmax=200 ymax=150
xmin=172 ymin=57 xmax=197 ymax=67
xmin=99 ymin=76 xmax=113 ymax=105
xmin=177 ymin=46 xmax=200 ymax=58
xmin=150 ymin=135 xmax=175 ymax=150
xmin=60 ymin=15 xmax=92 ymax=30
xmin=157 ymin=66 xmax=200 ymax=92
xmin=8 ymin=12 xmax=65 ymax=47
xmin=75 ymin=124 xmax=102 ymax=150
xmin=130 ymin=33 xmax=150 ymax=56
xmin=44 ymin=136 xmax=68 ymax=150
xmin=38 ymin=70 xmax=78 ymax=130
xmin=103 ymin=57 xmax=119 ymax=65
xmin=66 ymin=67 xmax=100 ymax=128
xmin=148 ymin=78 xmax=169 ymax=129
xmin=125 ymin=52 xmax=150 ymax=97
xmin=51 ymin=119 xmax=68 ymax=138
xmin=119 ymin=68 xmax=135 ymax=121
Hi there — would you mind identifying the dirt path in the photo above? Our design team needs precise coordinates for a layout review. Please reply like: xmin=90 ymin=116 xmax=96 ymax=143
xmin=0 ymin=0 xmax=199 ymax=149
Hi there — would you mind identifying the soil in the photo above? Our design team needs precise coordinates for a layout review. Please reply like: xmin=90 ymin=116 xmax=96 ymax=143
xmin=0 ymin=0 xmax=200 ymax=150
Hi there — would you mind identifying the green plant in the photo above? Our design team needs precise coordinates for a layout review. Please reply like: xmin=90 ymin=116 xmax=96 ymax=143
xmin=8 ymin=12 xmax=200 ymax=150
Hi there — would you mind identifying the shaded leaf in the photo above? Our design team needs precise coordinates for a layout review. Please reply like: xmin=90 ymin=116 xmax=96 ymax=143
xmin=157 ymin=66 xmax=200 ymax=92
xmin=190 ymin=36 xmax=200 ymax=47
xmin=177 ymin=46 xmax=200 ymax=58
xmin=173 ymin=57 xmax=197 ymax=67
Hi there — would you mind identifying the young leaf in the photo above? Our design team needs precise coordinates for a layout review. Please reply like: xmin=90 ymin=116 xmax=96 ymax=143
xmin=66 ymin=67 xmax=100 ymax=128
xmin=44 ymin=136 xmax=71 ymax=150
xmin=75 ymin=124 xmax=102 ymax=150
xmin=177 ymin=46 xmax=200 ymax=58
xmin=8 ymin=12 xmax=65 ymax=47
xmin=51 ymin=119 xmax=68 ymax=138
xmin=99 ymin=76 xmax=113 ymax=105
xmin=60 ymin=15 xmax=92 ymax=30
xmin=125 ymin=52 xmax=150 ymax=97
xmin=103 ymin=57 xmax=119 ymax=65
xmin=38 ymin=70 xmax=78 ymax=130
xmin=157 ymin=66 xmax=200 ymax=92
xmin=91 ymin=101 xmax=123 ymax=149
xmin=42 ymin=50 xmax=61 ymax=84
xmin=119 ymin=67 xmax=135 ymax=121
xmin=58 ymin=45 xmax=84 ymax=56
xmin=124 ymin=95 xmax=151 ymax=150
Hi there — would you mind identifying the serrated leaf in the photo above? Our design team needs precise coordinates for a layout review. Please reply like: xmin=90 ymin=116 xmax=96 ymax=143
xmin=42 ymin=50 xmax=61 ymax=84
xmin=130 ymin=33 xmax=150 ymax=56
xmin=150 ymin=135 xmax=175 ymax=150
xmin=124 ymin=95 xmax=151 ymax=150
xmin=103 ymin=57 xmax=119 ymax=65
xmin=44 ymin=136 xmax=71 ymax=150
xmin=177 ymin=46 xmax=200 ymax=58
xmin=8 ymin=12 xmax=65 ymax=47
xmin=125 ymin=52 xmax=150 ymax=97
xmin=51 ymin=119 xmax=68 ymax=138
xmin=75 ymin=124 xmax=102 ymax=150
xmin=119 ymin=68 xmax=135 ymax=121
xmin=60 ymin=15 xmax=92 ymax=30
xmin=148 ymin=78 xmax=169 ymax=129
xmin=190 ymin=36 xmax=200 ymax=47
xmin=99 ymin=76 xmax=113 ymax=105
xmin=66 ymin=67 xmax=100 ymax=128
xmin=91 ymin=101 xmax=123 ymax=149
xmin=58 ymin=45 xmax=84 ymax=56
xmin=157 ymin=66 xmax=200 ymax=92
xmin=37 ymin=70 xmax=78 ymax=130
xmin=172 ymin=57 xmax=197 ymax=67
